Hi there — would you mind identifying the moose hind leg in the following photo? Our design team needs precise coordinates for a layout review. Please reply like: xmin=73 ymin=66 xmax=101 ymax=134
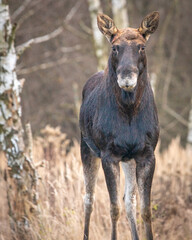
xmin=81 ymin=137 xmax=100 ymax=240
xmin=102 ymin=156 xmax=120 ymax=240
xmin=136 ymin=156 xmax=155 ymax=240
xmin=122 ymin=160 xmax=139 ymax=240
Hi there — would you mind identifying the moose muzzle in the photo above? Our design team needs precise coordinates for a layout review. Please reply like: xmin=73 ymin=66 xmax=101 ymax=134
xmin=117 ymin=72 xmax=138 ymax=91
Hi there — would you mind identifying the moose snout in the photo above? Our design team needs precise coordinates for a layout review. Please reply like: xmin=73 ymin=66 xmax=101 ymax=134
xmin=116 ymin=65 xmax=138 ymax=91
xmin=117 ymin=72 xmax=138 ymax=91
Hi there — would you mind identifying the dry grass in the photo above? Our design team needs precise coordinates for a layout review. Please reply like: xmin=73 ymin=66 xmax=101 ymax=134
xmin=0 ymin=126 xmax=192 ymax=240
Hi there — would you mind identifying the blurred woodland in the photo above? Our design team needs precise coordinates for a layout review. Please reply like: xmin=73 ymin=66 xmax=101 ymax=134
xmin=8 ymin=0 xmax=192 ymax=148
xmin=0 ymin=1 xmax=192 ymax=240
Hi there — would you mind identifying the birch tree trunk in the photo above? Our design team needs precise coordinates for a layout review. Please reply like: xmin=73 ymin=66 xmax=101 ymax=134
xmin=111 ymin=0 xmax=129 ymax=28
xmin=0 ymin=2 xmax=38 ymax=238
xmin=150 ymin=72 xmax=157 ymax=96
xmin=87 ymin=0 xmax=107 ymax=70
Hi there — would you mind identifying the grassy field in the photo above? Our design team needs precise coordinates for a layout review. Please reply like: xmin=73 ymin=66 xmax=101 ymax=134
xmin=0 ymin=126 xmax=192 ymax=240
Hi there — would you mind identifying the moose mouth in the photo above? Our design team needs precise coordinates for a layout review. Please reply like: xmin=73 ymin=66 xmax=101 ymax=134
xmin=121 ymin=84 xmax=136 ymax=91
xmin=117 ymin=74 xmax=138 ymax=92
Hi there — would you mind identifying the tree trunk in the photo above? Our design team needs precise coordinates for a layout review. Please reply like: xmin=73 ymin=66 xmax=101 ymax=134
xmin=111 ymin=0 xmax=129 ymax=28
xmin=150 ymin=72 xmax=157 ymax=96
xmin=0 ymin=2 xmax=39 ymax=239
xmin=87 ymin=0 xmax=107 ymax=70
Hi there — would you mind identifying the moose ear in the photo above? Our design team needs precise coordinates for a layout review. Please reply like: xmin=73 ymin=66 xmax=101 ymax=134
xmin=139 ymin=11 xmax=159 ymax=41
xmin=97 ymin=13 xmax=119 ymax=42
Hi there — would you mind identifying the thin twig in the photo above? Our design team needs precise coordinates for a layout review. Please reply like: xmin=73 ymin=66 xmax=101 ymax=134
xmin=163 ymin=106 xmax=189 ymax=131
xmin=163 ymin=105 xmax=188 ymax=127
xmin=19 ymin=56 xmax=82 ymax=75
xmin=18 ymin=57 xmax=68 ymax=75
xmin=41 ymin=45 xmax=81 ymax=58
xmin=35 ymin=160 xmax=45 ymax=169
xmin=28 ymin=27 xmax=63 ymax=44
xmin=16 ymin=0 xmax=82 ymax=56
xmin=64 ymin=0 xmax=82 ymax=23
xmin=64 ymin=24 xmax=88 ymax=39
xmin=79 ymin=21 xmax=92 ymax=35
xmin=16 ymin=39 xmax=34 ymax=57
xmin=61 ymin=44 xmax=81 ymax=53
xmin=12 ymin=0 xmax=31 ymax=20
xmin=16 ymin=27 xmax=63 ymax=56
xmin=16 ymin=10 xmax=35 ymax=30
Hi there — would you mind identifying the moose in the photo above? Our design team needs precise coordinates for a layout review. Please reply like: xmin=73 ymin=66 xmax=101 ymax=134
xmin=79 ymin=11 xmax=160 ymax=240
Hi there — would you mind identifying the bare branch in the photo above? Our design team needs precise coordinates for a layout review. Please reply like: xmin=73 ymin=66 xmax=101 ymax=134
xmin=16 ymin=0 xmax=82 ymax=56
xmin=18 ymin=57 xmax=68 ymax=75
xmin=16 ymin=0 xmax=46 ymax=29
xmin=61 ymin=44 xmax=81 ymax=53
xmin=16 ymin=39 xmax=33 ymax=57
xmin=17 ymin=9 xmax=35 ymax=29
xmin=160 ymin=128 xmax=173 ymax=140
xmin=35 ymin=160 xmax=46 ymax=169
xmin=164 ymin=105 xmax=188 ymax=127
xmin=16 ymin=27 xmax=63 ymax=56
xmin=163 ymin=106 xmax=189 ymax=131
xmin=40 ymin=45 xmax=81 ymax=58
xmin=79 ymin=21 xmax=92 ymax=35
xmin=18 ymin=55 xmax=83 ymax=75
xmin=31 ymin=27 xmax=63 ymax=44
xmin=12 ymin=0 xmax=31 ymax=20
xmin=64 ymin=24 xmax=88 ymax=39
xmin=65 ymin=0 xmax=82 ymax=23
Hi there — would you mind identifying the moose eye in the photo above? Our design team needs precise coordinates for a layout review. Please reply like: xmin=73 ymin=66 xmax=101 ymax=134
xmin=112 ymin=45 xmax=119 ymax=53
xmin=139 ymin=45 xmax=146 ymax=51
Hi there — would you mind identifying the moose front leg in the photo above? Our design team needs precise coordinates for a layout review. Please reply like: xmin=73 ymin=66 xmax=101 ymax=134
xmin=136 ymin=155 xmax=155 ymax=240
xmin=102 ymin=156 xmax=120 ymax=240
xmin=81 ymin=137 xmax=100 ymax=240
xmin=122 ymin=160 xmax=139 ymax=240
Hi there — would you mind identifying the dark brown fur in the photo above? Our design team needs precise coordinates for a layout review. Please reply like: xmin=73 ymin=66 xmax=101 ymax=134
xmin=79 ymin=12 xmax=159 ymax=240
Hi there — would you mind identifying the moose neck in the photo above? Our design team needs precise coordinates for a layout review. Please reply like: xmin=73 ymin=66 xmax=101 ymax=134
xmin=106 ymin=56 xmax=148 ymax=115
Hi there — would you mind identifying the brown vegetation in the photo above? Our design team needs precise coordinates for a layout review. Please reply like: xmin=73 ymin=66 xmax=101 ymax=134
xmin=0 ymin=126 xmax=192 ymax=240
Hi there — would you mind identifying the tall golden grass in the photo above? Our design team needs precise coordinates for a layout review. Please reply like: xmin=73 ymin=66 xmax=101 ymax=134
xmin=0 ymin=126 xmax=192 ymax=240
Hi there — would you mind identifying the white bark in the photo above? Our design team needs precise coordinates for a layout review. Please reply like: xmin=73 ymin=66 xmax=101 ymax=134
xmin=150 ymin=72 xmax=157 ymax=96
xmin=87 ymin=0 xmax=107 ymax=70
xmin=0 ymin=3 xmax=23 ymax=164
xmin=0 ymin=2 xmax=39 ymax=237
xmin=112 ymin=0 xmax=129 ymax=28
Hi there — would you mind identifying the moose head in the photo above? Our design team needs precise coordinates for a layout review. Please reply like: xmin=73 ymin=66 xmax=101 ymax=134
xmin=97 ymin=12 xmax=159 ymax=92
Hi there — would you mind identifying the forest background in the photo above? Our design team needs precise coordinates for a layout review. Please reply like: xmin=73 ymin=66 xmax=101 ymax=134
xmin=9 ymin=0 xmax=192 ymax=148
xmin=0 ymin=0 xmax=192 ymax=240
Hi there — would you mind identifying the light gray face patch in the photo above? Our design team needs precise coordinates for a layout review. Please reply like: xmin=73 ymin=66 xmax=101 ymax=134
xmin=117 ymin=72 xmax=138 ymax=91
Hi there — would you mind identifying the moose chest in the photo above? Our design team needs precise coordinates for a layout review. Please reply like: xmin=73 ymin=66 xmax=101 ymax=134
xmin=92 ymin=104 xmax=152 ymax=159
